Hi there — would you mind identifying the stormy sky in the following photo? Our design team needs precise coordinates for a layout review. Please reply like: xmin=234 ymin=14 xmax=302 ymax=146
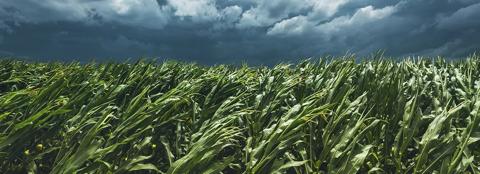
xmin=0 ymin=0 xmax=479 ymax=65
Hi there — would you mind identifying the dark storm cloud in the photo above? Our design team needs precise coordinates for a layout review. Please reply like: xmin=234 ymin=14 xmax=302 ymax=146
xmin=0 ymin=0 xmax=479 ymax=65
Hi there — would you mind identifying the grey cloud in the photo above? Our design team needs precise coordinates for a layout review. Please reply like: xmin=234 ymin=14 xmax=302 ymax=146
xmin=167 ymin=0 xmax=219 ymax=21
xmin=0 ymin=0 xmax=479 ymax=65
xmin=0 ymin=0 xmax=172 ymax=29
xmin=314 ymin=5 xmax=398 ymax=36
xmin=267 ymin=3 xmax=401 ymax=56
xmin=212 ymin=5 xmax=243 ymax=30
xmin=267 ymin=15 xmax=313 ymax=36
xmin=437 ymin=2 xmax=480 ymax=30
xmin=101 ymin=35 xmax=156 ymax=56
xmin=307 ymin=0 xmax=350 ymax=21
xmin=417 ymin=39 xmax=463 ymax=56
xmin=236 ymin=0 xmax=313 ymax=28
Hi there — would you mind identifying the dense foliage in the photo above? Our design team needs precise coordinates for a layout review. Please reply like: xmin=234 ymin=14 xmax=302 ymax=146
xmin=1 ymin=57 xmax=480 ymax=173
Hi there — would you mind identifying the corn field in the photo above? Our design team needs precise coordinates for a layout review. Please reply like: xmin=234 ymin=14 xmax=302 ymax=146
xmin=1 ymin=56 xmax=480 ymax=173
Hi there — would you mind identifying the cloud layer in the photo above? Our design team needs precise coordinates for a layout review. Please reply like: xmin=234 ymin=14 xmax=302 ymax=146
xmin=0 ymin=0 xmax=479 ymax=64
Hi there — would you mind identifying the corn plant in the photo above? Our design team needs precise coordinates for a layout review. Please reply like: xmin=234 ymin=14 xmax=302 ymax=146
xmin=1 ymin=56 xmax=480 ymax=173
